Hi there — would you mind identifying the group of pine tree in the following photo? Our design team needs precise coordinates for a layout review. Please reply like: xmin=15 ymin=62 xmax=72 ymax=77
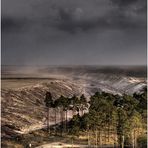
xmin=44 ymin=87 xmax=147 ymax=148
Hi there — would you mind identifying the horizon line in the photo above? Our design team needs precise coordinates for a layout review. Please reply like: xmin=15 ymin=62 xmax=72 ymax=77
xmin=1 ymin=64 xmax=147 ymax=67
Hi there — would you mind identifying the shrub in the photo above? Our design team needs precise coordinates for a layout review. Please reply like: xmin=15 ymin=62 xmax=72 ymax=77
xmin=137 ymin=135 xmax=147 ymax=148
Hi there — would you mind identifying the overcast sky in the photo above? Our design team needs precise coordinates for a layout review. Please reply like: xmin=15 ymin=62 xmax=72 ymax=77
xmin=2 ymin=0 xmax=147 ymax=66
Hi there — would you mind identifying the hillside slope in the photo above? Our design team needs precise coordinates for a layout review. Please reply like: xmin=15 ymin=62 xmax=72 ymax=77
xmin=1 ymin=66 xmax=146 ymax=138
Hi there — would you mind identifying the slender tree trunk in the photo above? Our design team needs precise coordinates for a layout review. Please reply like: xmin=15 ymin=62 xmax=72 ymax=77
xmin=72 ymin=136 xmax=74 ymax=148
xmin=113 ymin=130 xmax=116 ymax=148
xmin=66 ymin=110 xmax=68 ymax=133
xmin=131 ymin=130 xmax=134 ymax=148
xmin=105 ymin=127 xmax=107 ymax=145
xmin=135 ymin=130 xmax=137 ymax=148
xmin=78 ymin=109 xmax=80 ymax=116
xmin=54 ymin=108 xmax=57 ymax=135
xmin=64 ymin=110 xmax=66 ymax=133
xmin=60 ymin=108 xmax=63 ymax=136
xmin=99 ymin=130 xmax=102 ymax=148
xmin=95 ymin=128 xmax=98 ymax=148
xmin=108 ymin=122 xmax=110 ymax=142
xmin=62 ymin=109 xmax=64 ymax=136
xmin=57 ymin=107 xmax=59 ymax=136
xmin=88 ymin=127 xmax=91 ymax=148
xmin=116 ymin=128 xmax=118 ymax=148
xmin=134 ymin=130 xmax=136 ymax=148
xmin=118 ymin=135 xmax=122 ymax=148
xmin=114 ymin=129 xmax=117 ymax=148
xmin=67 ymin=110 xmax=69 ymax=133
xmin=81 ymin=109 xmax=83 ymax=116
xmin=47 ymin=107 xmax=50 ymax=134
xmin=121 ymin=135 xmax=124 ymax=148
xmin=72 ymin=108 xmax=74 ymax=117
xmin=118 ymin=134 xmax=124 ymax=148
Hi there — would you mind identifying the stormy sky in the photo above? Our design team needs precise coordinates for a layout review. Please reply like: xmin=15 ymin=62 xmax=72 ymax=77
xmin=2 ymin=0 xmax=147 ymax=65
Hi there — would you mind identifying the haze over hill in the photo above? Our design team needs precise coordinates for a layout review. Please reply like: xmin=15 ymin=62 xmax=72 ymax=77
xmin=2 ymin=65 xmax=146 ymax=94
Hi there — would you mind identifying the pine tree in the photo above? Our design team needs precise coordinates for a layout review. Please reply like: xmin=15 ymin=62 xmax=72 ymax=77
xmin=44 ymin=91 xmax=53 ymax=134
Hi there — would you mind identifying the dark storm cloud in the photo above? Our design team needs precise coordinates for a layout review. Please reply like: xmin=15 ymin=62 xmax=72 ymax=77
xmin=40 ymin=0 xmax=146 ymax=33
xmin=44 ymin=0 xmax=146 ymax=33
xmin=2 ymin=0 xmax=146 ymax=34
xmin=111 ymin=0 xmax=147 ymax=18
xmin=55 ymin=14 xmax=110 ymax=33
xmin=111 ymin=0 xmax=146 ymax=8
xmin=111 ymin=0 xmax=139 ymax=6
xmin=1 ymin=17 xmax=28 ymax=32
xmin=54 ymin=7 xmax=146 ymax=34
xmin=2 ymin=0 xmax=147 ymax=65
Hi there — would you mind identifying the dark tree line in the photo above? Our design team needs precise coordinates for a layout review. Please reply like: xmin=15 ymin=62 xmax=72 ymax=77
xmin=44 ymin=93 xmax=87 ymax=135
xmin=44 ymin=87 xmax=147 ymax=148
